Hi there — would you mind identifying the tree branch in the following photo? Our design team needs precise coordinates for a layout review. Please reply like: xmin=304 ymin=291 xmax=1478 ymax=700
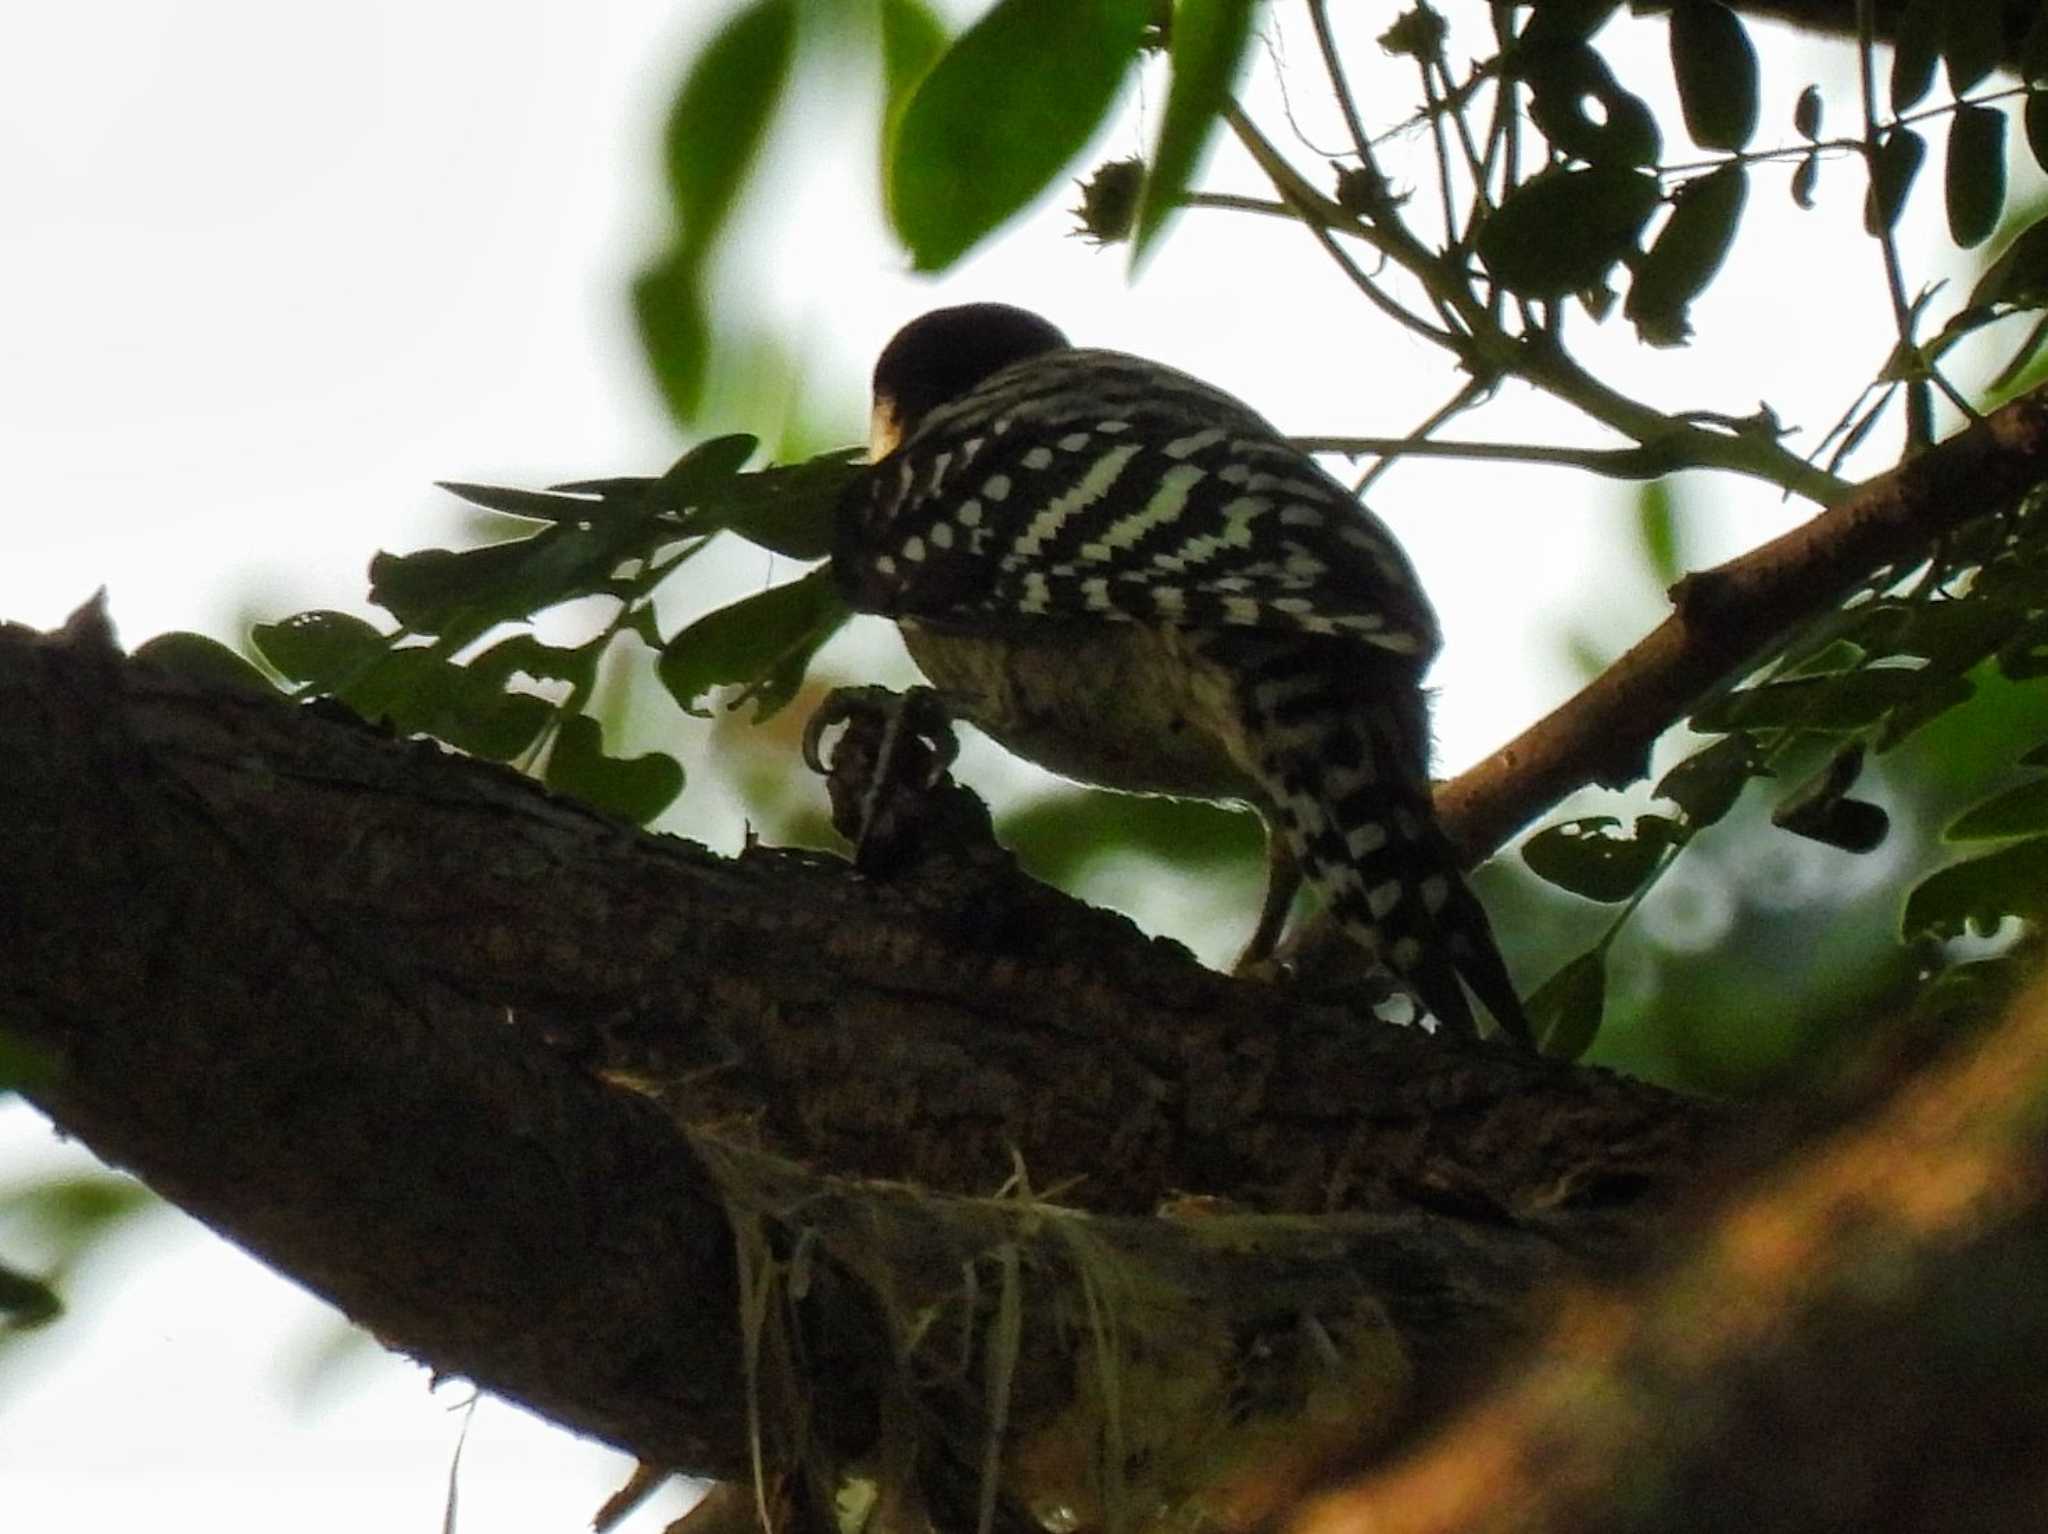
xmin=1438 ymin=379 xmax=2048 ymax=861
xmin=2 ymin=602 xmax=1719 ymax=1482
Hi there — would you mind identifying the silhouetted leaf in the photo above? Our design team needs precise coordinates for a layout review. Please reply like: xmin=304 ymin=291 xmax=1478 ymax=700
xmin=250 ymin=610 xmax=387 ymax=685
xmin=1521 ymin=0 xmax=1621 ymax=47
xmin=658 ymin=564 xmax=850 ymax=721
xmin=1627 ymin=162 xmax=1748 ymax=345
xmin=435 ymin=483 xmax=621 ymax=525
xmin=1656 ymin=733 xmax=1761 ymax=828
xmin=1864 ymin=126 xmax=1926 ymax=234
xmin=1904 ymin=836 xmax=2048 ymax=938
xmin=543 ymin=715 xmax=684 ymax=825
xmin=554 ymin=440 xmax=858 ymax=562
xmin=1522 ymin=814 xmax=1678 ymax=902
xmin=1525 ymin=947 xmax=1607 ymax=1059
xmin=688 ymin=450 xmax=863 ymax=561
xmin=133 ymin=631 xmax=275 ymax=694
xmin=1943 ymin=1 xmax=2003 ymax=96
xmin=2025 ymin=9 xmax=2048 ymax=82
xmin=2027 ymin=92 xmax=2048 ymax=176
xmin=1479 ymin=165 xmax=1660 ymax=298
xmin=369 ymin=527 xmax=623 ymax=642
xmin=890 ymin=0 xmax=1149 ymax=269
xmin=1522 ymin=43 xmax=1661 ymax=166
xmin=1792 ymin=150 xmax=1820 ymax=209
xmin=1134 ymin=0 xmax=1258 ymax=265
xmin=1669 ymin=1 xmax=1758 ymax=151
xmin=1794 ymin=84 xmax=1821 ymax=140
xmin=1945 ymin=103 xmax=2007 ymax=249
xmin=1890 ymin=0 xmax=1941 ymax=111
xmin=1772 ymin=744 xmax=1889 ymax=852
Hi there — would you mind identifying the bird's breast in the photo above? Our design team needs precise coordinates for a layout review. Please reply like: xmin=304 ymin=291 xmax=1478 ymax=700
xmin=898 ymin=620 xmax=1261 ymax=805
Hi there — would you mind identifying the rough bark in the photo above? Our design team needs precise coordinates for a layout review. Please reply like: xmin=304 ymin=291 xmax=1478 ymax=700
xmin=4 ymin=602 xmax=1717 ymax=1489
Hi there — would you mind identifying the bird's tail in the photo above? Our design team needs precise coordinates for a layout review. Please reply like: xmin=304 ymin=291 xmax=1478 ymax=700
xmin=1233 ymin=644 xmax=1531 ymax=1045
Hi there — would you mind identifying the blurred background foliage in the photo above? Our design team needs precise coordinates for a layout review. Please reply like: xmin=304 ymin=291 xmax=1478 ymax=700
xmin=8 ymin=0 xmax=2048 ymax=1424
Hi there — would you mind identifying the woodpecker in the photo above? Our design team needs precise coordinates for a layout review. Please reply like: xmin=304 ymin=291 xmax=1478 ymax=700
xmin=832 ymin=303 xmax=1529 ymax=1045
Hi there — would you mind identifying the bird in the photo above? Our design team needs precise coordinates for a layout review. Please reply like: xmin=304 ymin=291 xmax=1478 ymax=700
xmin=830 ymin=302 xmax=1529 ymax=1045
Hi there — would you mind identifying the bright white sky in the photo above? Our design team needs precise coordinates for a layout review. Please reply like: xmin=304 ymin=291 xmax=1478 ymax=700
xmin=0 ymin=2 xmax=2022 ymax=1529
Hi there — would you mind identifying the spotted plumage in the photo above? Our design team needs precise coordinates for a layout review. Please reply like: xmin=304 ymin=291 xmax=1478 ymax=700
xmin=833 ymin=303 xmax=1529 ymax=1044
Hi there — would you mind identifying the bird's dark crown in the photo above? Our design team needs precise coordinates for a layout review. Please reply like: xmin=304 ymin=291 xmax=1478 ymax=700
xmin=871 ymin=304 xmax=1071 ymax=438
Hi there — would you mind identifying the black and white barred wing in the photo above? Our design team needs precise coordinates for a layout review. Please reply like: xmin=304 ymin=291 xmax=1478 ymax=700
xmin=838 ymin=348 xmax=1443 ymax=661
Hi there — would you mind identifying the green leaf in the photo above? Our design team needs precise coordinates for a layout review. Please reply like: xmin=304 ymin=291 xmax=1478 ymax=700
xmin=657 ymin=564 xmax=851 ymax=722
xmin=665 ymin=0 xmax=797 ymax=270
xmin=1890 ymin=0 xmax=1941 ymax=112
xmin=251 ymin=615 xmax=553 ymax=761
xmin=1864 ymin=126 xmax=1927 ymax=235
xmin=1478 ymin=165 xmax=1660 ymax=299
xmin=250 ymin=610 xmax=387 ymax=685
xmin=1943 ymin=1 xmax=2003 ymax=96
xmin=632 ymin=250 xmax=714 ymax=424
xmin=368 ymin=526 xmax=624 ymax=642
xmin=1668 ymin=1 xmax=1758 ymax=151
xmin=1001 ymin=788 xmax=1260 ymax=887
xmin=466 ymin=633 xmax=600 ymax=691
xmin=1945 ymin=103 xmax=2007 ymax=249
xmin=881 ymin=0 xmax=950 ymax=150
xmin=1655 ymin=733 xmax=1761 ymax=829
xmin=579 ymin=448 xmax=862 ymax=562
xmin=1521 ymin=814 xmax=1678 ymax=903
xmin=132 ymin=631 xmax=276 ymax=694
xmin=889 ymin=0 xmax=1149 ymax=270
xmin=0 ymin=1261 xmax=62 ymax=1331
xmin=543 ymin=714 xmax=684 ymax=825
xmin=1524 ymin=948 xmax=1607 ymax=1060
xmin=1903 ymin=836 xmax=2048 ymax=939
xmin=675 ymin=448 xmax=861 ymax=561
xmin=1949 ymin=777 xmax=2048 ymax=839
xmin=1794 ymin=84 xmax=1822 ymax=141
xmin=1966 ymin=212 xmax=2048 ymax=311
xmin=1521 ymin=44 xmax=1661 ymax=167
xmin=1133 ymin=0 xmax=1260 ymax=266
xmin=1999 ymin=613 xmax=2048 ymax=680
xmin=1626 ymin=162 xmax=1748 ymax=346
xmin=1692 ymin=667 xmax=1940 ymax=732
xmin=1635 ymin=477 xmax=1682 ymax=589
xmin=655 ymin=433 xmax=761 ymax=501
